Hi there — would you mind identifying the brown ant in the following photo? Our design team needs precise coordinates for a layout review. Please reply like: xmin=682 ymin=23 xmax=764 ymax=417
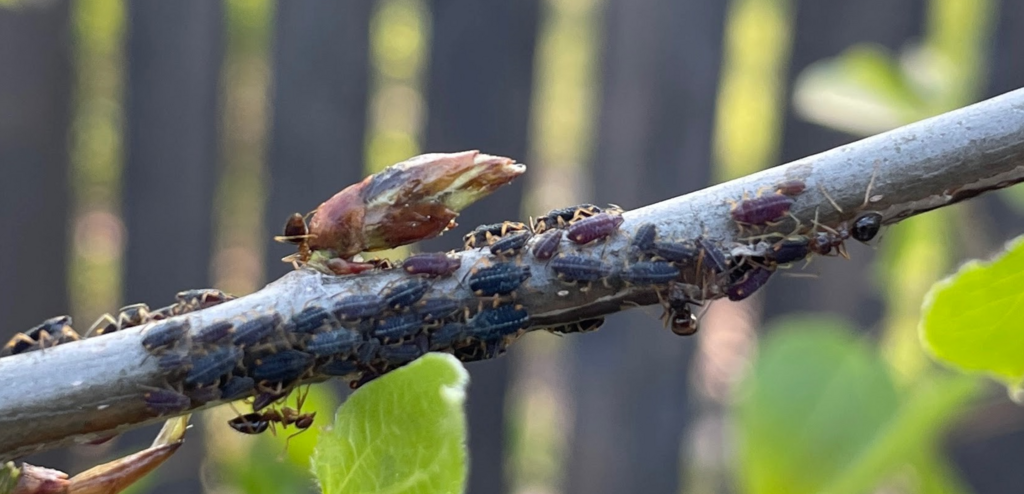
xmin=274 ymin=212 xmax=316 ymax=268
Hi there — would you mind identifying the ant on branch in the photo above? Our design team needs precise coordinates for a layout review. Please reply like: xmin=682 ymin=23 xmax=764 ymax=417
xmin=228 ymin=385 xmax=316 ymax=452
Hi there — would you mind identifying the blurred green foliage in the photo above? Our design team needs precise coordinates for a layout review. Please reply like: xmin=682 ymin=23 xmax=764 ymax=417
xmin=312 ymin=353 xmax=469 ymax=494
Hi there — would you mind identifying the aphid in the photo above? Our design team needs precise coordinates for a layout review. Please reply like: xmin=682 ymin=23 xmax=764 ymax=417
xmin=631 ymin=223 xmax=658 ymax=252
xmin=851 ymin=212 xmax=883 ymax=242
xmin=489 ymin=230 xmax=531 ymax=257
xmin=775 ymin=179 xmax=807 ymax=196
xmin=378 ymin=341 xmax=426 ymax=366
xmin=620 ymin=261 xmax=680 ymax=286
xmin=565 ymin=212 xmax=624 ymax=245
xmin=651 ymin=240 xmax=699 ymax=265
xmin=252 ymin=389 xmax=289 ymax=412
xmin=546 ymin=318 xmax=604 ymax=335
xmin=290 ymin=305 xmax=339 ymax=334
xmin=141 ymin=319 xmax=191 ymax=355
xmin=530 ymin=229 xmax=563 ymax=260
xmin=415 ymin=297 xmax=462 ymax=322
xmin=186 ymin=385 xmax=222 ymax=405
xmin=429 ymin=322 xmax=469 ymax=351
xmin=697 ymin=237 xmax=731 ymax=275
xmin=156 ymin=352 xmax=192 ymax=378
xmin=730 ymin=193 xmax=795 ymax=226
xmin=356 ymin=339 xmax=382 ymax=363
xmin=463 ymin=221 xmax=529 ymax=250
xmin=183 ymin=346 xmax=242 ymax=388
xmin=232 ymin=314 xmax=284 ymax=348
xmin=726 ymin=266 xmax=774 ymax=301
xmin=531 ymin=203 xmax=603 ymax=233
xmin=220 ymin=376 xmax=256 ymax=401
xmin=252 ymin=350 xmax=315 ymax=385
xmin=329 ymin=294 xmax=385 ymax=321
xmin=470 ymin=304 xmax=530 ymax=339
xmin=766 ymin=236 xmax=812 ymax=265
xmin=193 ymin=321 xmax=235 ymax=345
xmin=176 ymin=288 xmax=234 ymax=313
xmin=382 ymin=278 xmax=432 ymax=310
xmin=87 ymin=303 xmax=152 ymax=336
xmin=142 ymin=388 xmax=191 ymax=416
xmin=374 ymin=313 xmax=424 ymax=344
xmin=1 ymin=315 xmax=77 ymax=356
xmin=468 ymin=263 xmax=531 ymax=296
xmin=319 ymin=359 xmax=360 ymax=377
xmin=550 ymin=255 xmax=613 ymax=283
xmin=305 ymin=328 xmax=363 ymax=357
xmin=402 ymin=252 xmax=462 ymax=277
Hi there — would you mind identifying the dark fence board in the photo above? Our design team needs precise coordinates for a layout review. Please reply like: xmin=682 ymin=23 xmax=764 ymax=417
xmin=264 ymin=0 xmax=373 ymax=280
xmin=422 ymin=0 xmax=541 ymax=492
xmin=565 ymin=0 xmax=726 ymax=493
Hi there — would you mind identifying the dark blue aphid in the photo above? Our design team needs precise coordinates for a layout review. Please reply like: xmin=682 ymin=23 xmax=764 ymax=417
xmin=471 ymin=304 xmax=530 ymax=339
xmin=489 ymin=230 xmax=531 ymax=257
xmin=143 ymin=388 xmax=191 ymax=416
xmin=382 ymin=278 xmax=431 ymax=310
xmin=550 ymin=255 xmax=612 ymax=283
xmin=429 ymin=322 xmax=469 ymax=351
xmin=531 ymin=229 xmax=563 ymax=260
xmin=632 ymin=223 xmax=658 ymax=252
xmin=184 ymin=346 xmax=242 ymax=388
xmin=194 ymin=321 xmax=235 ymax=345
xmin=379 ymin=342 xmax=425 ymax=366
xmin=356 ymin=339 xmax=381 ymax=362
xmin=141 ymin=319 xmax=191 ymax=354
xmin=652 ymin=240 xmax=698 ymax=264
xmin=767 ymin=237 xmax=811 ymax=265
xmin=306 ymin=327 xmax=363 ymax=357
xmin=374 ymin=313 xmax=424 ymax=343
xmin=620 ymin=261 xmax=680 ymax=285
xmin=252 ymin=349 xmax=314 ymax=384
xmin=290 ymin=305 xmax=338 ymax=334
xmin=415 ymin=297 xmax=461 ymax=322
xmin=697 ymin=237 xmax=730 ymax=274
xmin=468 ymin=263 xmax=531 ymax=296
xmin=319 ymin=359 xmax=360 ymax=377
xmin=726 ymin=266 xmax=773 ymax=301
xmin=157 ymin=352 xmax=191 ymax=377
xmin=330 ymin=294 xmax=385 ymax=321
xmin=186 ymin=386 xmax=222 ymax=405
xmin=232 ymin=313 xmax=283 ymax=347
xmin=220 ymin=376 xmax=256 ymax=401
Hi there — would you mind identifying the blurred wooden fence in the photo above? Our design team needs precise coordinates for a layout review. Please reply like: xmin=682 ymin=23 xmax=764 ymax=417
xmin=1 ymin=0 xmax=1024 ymax=493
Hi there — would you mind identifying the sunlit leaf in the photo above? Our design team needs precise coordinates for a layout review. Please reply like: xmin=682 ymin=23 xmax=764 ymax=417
xmin=920 ymin=235 xmax=1024 ymax=388
xmin=734 ymin=317 xmax=899 ymax=494
xmin=312 ymin=353 xmax=469 ymax=494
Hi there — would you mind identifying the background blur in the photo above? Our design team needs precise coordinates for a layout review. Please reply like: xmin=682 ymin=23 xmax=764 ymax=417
xmin=2 ymin=0 xmax=1023 ymax=493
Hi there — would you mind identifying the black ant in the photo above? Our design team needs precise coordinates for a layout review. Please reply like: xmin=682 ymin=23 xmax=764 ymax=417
xmin=228 ymin=385 xmax=316 ymax=451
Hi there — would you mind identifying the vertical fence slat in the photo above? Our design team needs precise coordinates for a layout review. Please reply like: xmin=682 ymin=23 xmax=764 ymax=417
xmin=423 ymin=1 xmax=540 ymax=492
xmin=0 ymin=0 xmax=73 ymax=471
xmin=763 ymin=0 xmax=924 ymax=326
xmin=123 ymin=2 xmax=223 ymax=492
xmin=565 ymin=1 xmax=726 ymax=493
xmin=265 ymin=0 xmax=373 ymax=280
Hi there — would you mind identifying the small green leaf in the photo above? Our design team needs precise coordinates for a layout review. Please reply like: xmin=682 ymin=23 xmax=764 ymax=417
xmin=734 ymin=316 xmax=899 ymax=494
xmin=921 ymin=235 xmax=1024 ymax=387
xmin=312 ymin=353 xmax=469 ymax=494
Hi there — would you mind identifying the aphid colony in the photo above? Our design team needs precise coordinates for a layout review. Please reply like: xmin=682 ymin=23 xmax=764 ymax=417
xmin=1 ymin=175 xmax=886 ymax=443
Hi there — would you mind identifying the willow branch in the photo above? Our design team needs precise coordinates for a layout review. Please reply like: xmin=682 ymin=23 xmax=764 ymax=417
xmin=2 ymin=88 xmax=1024 ymax=460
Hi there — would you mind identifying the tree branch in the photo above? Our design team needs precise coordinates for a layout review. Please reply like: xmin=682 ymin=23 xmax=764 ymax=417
xmin=3 ymin=88 xmax=1024 ymax=460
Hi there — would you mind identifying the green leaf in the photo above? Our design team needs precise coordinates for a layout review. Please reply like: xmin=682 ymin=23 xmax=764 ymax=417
xmin=733 ymin=316 xmax=900 ymax=494
xmin=920 ymin=235 xmax=1024 ymax=387
xmin=312 ymin=353 xmax=469 ymax=494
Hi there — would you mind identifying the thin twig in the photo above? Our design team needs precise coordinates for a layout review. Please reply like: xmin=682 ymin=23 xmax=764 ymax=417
xmin=2 ymin=88 xmax=1024 ymax=460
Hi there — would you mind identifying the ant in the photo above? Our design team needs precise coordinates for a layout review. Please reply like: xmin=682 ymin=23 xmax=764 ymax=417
xmin=228 ymin=385 xmax=316 ymax=452
xmin=810 ymin=164 xmax=885 ymax=258
xmin=274 ymin=212 xmax=316 ymax=268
